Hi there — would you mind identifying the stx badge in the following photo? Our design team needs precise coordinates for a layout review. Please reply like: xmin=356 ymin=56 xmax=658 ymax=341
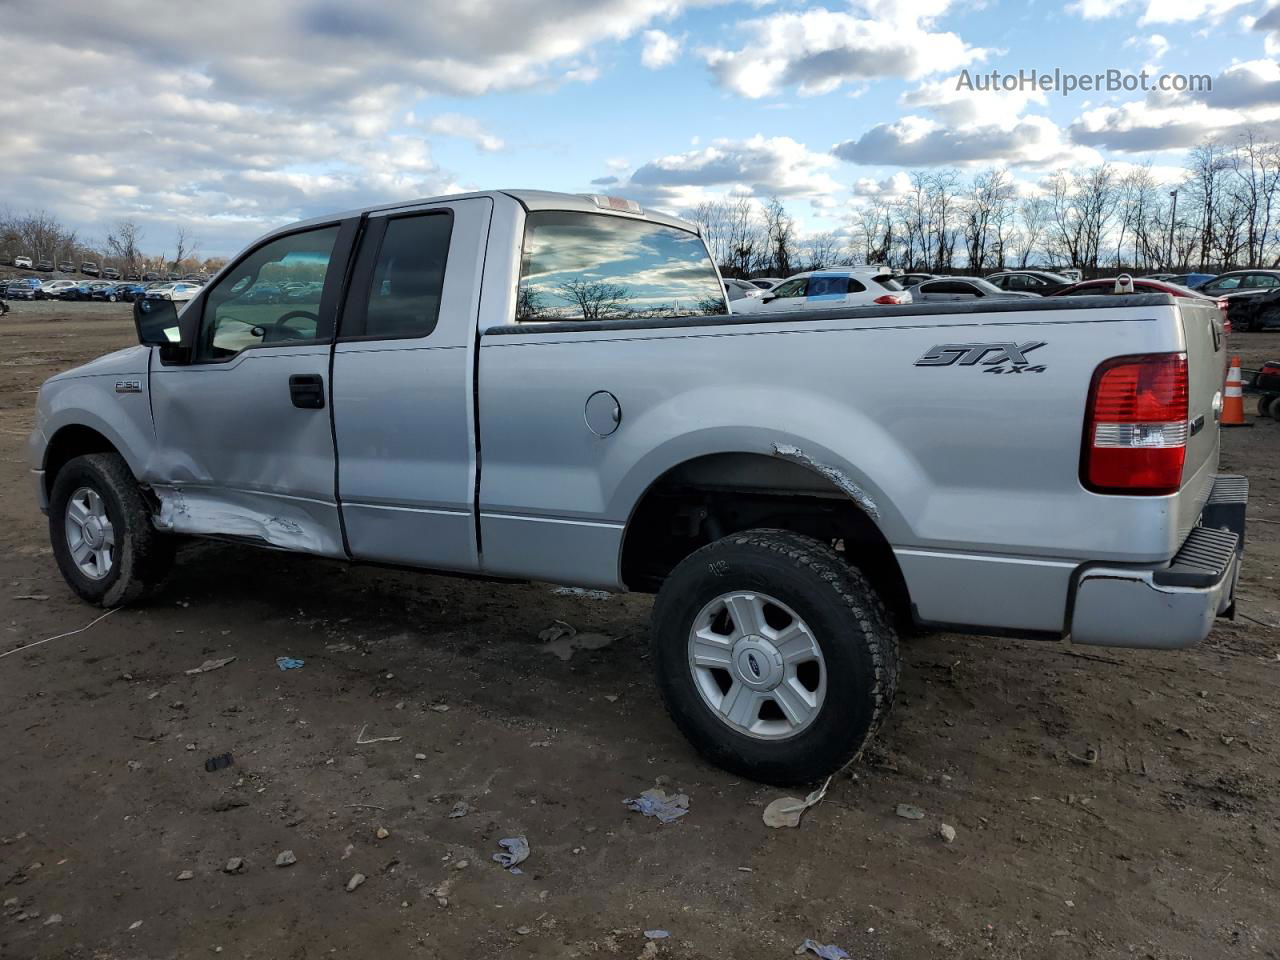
xmin=915 ymin=341 xmax=1047 ymax=371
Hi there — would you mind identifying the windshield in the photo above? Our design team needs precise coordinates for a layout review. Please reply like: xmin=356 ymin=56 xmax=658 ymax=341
xmin=517 ymin=211 xmax=727 ymax=321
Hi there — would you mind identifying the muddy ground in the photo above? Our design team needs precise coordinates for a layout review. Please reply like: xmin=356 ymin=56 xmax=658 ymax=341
xmin=0 ymin=301 xmax=1277 ymax=960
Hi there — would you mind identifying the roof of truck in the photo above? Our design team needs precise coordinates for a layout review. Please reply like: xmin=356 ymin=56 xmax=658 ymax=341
xmin=253 ymin=189 xmax=699 ymax=246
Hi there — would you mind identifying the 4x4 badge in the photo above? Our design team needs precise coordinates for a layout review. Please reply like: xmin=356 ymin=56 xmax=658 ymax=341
xmin=915 ymin=341 xmax=1046 ymax=367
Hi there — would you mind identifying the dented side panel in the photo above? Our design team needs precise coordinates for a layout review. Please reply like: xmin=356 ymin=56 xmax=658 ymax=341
xmin=145 ymin=343 xmax=346 ymax=558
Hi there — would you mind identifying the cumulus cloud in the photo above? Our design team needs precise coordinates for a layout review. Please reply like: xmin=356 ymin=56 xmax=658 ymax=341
xmin=1068 ymin=60 xmax=1280 ymax=151
xmin=1257 ymin=3 xmax=1280 ymax=53
xmin=641 ymin=30 xmax=683 ymax=68
xmin=1070 ymin=0 xmax=1251 ymax=24
xmin=833 ymin=114 xmax=1098 ymax=168
xmin=627 ymin=135 xmax=842 ymax=198
xmin=702 ymin=1 xmax=990 ymax=98
xmin=0 ymin=0 xmax=710 ymax=252
xmin=413 ymin=113 xmax=506 ymax=152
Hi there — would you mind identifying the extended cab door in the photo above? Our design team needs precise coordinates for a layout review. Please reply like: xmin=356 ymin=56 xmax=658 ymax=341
xmin=330 ymin=197 xmax=492 ymax=571
xmin=147 ymin=220 xmax=359 ymax=555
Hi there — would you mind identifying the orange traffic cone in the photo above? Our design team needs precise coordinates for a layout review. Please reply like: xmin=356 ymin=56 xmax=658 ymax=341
xmin=1222 ymin=356 xmax=1250 ymax=428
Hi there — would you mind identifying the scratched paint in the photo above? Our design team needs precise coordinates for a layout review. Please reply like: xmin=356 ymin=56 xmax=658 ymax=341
xmin=770 ymin=443 xmax=881 ymax=520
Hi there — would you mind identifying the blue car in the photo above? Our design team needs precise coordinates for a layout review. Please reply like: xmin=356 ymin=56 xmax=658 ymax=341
xmin=91 ymin=281 xmax=146 ymax=302
xmin=1169 ymin=272 xmax=1217 ymax=289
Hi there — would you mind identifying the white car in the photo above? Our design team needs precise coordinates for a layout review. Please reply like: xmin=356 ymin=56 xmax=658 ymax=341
xmin=39 ymin=280 xmax=81 ymax=299
xmin=145 ymin=282 xmax=201 ymax=302
xmin=723 ymin=277 xmax=766 ymax=303
xmin=731 ymin=267 xmax=910 ymax=313
xmin=14 ymin=256 xmax=33 ymax=269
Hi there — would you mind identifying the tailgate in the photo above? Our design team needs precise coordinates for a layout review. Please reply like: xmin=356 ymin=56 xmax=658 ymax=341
xmin=1174 ymin=298 xmax=1228 ymax=542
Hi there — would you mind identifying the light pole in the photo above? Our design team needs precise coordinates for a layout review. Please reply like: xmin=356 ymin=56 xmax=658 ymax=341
xmin=1167 ymin=189 xmax=1178 ymax=271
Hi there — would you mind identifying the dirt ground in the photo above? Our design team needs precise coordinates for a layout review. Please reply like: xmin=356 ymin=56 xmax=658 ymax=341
xmin=1 ymin=301 xmax=1277 ymax=960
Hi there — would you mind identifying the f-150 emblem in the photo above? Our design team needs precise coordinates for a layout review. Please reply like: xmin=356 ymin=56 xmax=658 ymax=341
xmin=915 ymin=341 xmax=1046 ymax=367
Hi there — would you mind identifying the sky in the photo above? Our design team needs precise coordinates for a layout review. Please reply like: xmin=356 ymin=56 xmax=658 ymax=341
xmin=2 ymin=0 xmax=1279 ymax=257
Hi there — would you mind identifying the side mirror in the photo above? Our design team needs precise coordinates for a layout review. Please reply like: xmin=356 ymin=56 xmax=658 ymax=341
xmin=761 ymin=294 xmax=777 ymax=303
xmin=133 ymin=296 xmax=180 ymax=347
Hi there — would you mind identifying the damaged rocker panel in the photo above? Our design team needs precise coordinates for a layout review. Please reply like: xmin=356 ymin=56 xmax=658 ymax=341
xmin=152 ymin=486 xmax=345 ymax=556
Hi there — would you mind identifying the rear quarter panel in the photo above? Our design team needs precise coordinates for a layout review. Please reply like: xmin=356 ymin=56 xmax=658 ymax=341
xmin=477 ymin=301 xmax=1194 ymax=595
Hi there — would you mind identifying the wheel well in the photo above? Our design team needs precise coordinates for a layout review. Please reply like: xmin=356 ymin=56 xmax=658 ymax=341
xmin=620 ymin=452 xmax=911 ymax=622
xmin=43 ymin=426 xmax=118 ymax=494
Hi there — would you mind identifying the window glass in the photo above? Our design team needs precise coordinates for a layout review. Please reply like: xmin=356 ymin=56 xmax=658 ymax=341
xmin=1248 ymin=273 xmax=1279 ymax=289
xmin=358 ymin=214 xmax=452 ymax=339
xmin=198 ymin=227 xmax=339 ymax=360
xmin=806 ymin=275 xmax=849 ymax=298
xmin=771 ymin=278 xmax=808 ymax=299
xmin=1207 ymin=275 xmax=1241 ymax=291
xmin=1057 ymin=283 xmax=1103 ymax=296
xmin=874 ymin=274 xmax=903 ymax=291
xmin=516 ymin=211 xmax=726 ymax=321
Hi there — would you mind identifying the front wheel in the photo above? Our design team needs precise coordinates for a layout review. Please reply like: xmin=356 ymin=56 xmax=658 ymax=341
xmin=48 ymin=453 xmax=174 ymax=607
xmin=651 ymin=529 xmax=900 ymax=785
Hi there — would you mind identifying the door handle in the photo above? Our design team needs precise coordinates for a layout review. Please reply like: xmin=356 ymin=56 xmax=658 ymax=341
xmin=289 ymin=373 xmax=325 ymax=409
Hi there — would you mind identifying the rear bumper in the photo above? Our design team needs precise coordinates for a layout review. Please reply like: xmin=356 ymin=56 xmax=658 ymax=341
xmin=1070 ymin=474 xmax=1247 ymax=649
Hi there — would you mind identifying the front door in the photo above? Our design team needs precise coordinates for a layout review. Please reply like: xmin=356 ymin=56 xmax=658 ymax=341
xmin=146 ymin=220 xmax=358 ymax=556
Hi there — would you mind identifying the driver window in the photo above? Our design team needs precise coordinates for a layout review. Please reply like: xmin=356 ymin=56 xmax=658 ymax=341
xmin=198 ymin=226 xmax=340 ymax=361
xmin=771 ymin=278 xmax=808 ymax=298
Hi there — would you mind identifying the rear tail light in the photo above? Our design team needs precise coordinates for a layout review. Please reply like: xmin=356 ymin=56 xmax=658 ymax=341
xmin=873 ymin=294 xmax=904 ymax=305
xmin=1082 ymin=352 xmax=1188 ymax=495
xmin=1216 ymin=297 xmax=1231 ymax=334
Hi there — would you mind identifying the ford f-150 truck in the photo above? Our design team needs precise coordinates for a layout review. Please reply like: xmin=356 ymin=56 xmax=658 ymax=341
xmin=29 ymin=190 xmax=1247 ymax=785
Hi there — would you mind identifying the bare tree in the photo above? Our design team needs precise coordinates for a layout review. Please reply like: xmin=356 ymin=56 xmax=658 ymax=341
xmin=105 ymin=219 xmax=144 ymax=275
xmin=172 ymin=226 xmax=200 ymax=271
xmin=800 ymin=231 xmax=841 ymax=271
xmin=762 ymin=196 xmax=795 ymax=276
xmin=557 ymin=279 xmax=629 ymax=320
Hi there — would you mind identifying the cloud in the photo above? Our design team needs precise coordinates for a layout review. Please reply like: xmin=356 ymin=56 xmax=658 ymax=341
xmin=0 ymin=0 xmax=717 ymax=254
xmin=591 ymin=175 xmax=621 ymax=185
xmin=1257 ymin=3 xmax=1280 ymax=53
xmin=702 ymin=2 xmax=990 ymax=98
xmin=626 ymin=135 xmax=842 ymax=198
xmin=413 ymin=113 xmax=506 ymax=151
xmin=833 ymin=114 xmax=1098 ymax=168
xmin=900 ymin=74 xmax=1047 ymax=126
xmin=1068 ymin=60 xmax=1280 ymax=151
xmin=1070 ymin=0 xmax=1251 ymax=24
xmin=641 ymin=29 xmax=682 ymax=68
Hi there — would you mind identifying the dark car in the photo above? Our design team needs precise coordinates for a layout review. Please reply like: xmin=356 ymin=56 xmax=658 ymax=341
xmin=984 ymin=270 xmax=1074 ymax=296
xmin=35 ymin=259 xmax=54 ymax=272
xmin=81 ymin=261 xmax=100 ymax=277
xmin=57 ymin=260 xmax=75 ymax=273
xmin=62 ymin=281 xmax=113 ymax=301
xmin=4 ymin=278 xmax=41 ymax=300
xmin=1198 ymin=270 xmax=1280 ymax=331
xmin=91 ymin=282 xmax=145 ymax=303
xmin=142 ymin=271 xmax=161 ymax=282
xmin=102 ymin=266 xmax=121 ymax=280
xmin=1167 ymin=272 xmax=1217 ymax=289
xmin=898 ymin=272 xmax=937 ymax=287
xmin=240 ymin=282 xmax=283 ymax=304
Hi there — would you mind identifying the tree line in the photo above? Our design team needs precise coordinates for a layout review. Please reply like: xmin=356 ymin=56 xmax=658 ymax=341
xmin=0 ymin=212 xmax=225 ymax=276
xmin=692 ymin=128 xmax=1280 ymax=278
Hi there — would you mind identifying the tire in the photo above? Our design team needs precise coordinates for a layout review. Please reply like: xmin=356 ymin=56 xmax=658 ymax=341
xmin=1258 ymin=396 xmax=1275 ymax=418
xmin=108 ymin=294 xmax=117 ymax=302
xmin=48 ymin=453 xmax=174 ymax=607
xmin=1272 ymin=398 xmax=1280 ymax=423
xmin=651 ymin=528 xmax=900 ymax=786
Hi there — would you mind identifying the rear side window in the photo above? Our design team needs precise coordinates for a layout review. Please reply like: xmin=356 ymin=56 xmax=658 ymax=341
xmin=874 ymin=275 xmax=903 ymax=291
xmin=516 ymin=211 xmax=726 ymax=322
xmin=362 ymin=213 xmax=452 ymax=339
xmin=807 ymin=275 xmax=852 ymax=298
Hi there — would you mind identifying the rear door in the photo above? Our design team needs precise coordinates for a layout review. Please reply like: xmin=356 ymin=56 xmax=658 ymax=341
xmin=330 ymin=197 xmax=492 ymax=571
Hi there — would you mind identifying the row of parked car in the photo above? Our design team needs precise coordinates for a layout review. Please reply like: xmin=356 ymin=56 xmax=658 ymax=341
xmin=0 ymin=277 xmax=204 ymax=302
xmin=722 ymin=266 xmax=1280 ymax=331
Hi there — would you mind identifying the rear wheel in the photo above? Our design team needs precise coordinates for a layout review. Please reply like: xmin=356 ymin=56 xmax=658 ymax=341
xmin=651 ymin=529 xmax=899 ymax=785
xmin=1258 ymin=396 xmax=1276 ymax=418
xmin=49 ymin=453 xmax=174 ymax=607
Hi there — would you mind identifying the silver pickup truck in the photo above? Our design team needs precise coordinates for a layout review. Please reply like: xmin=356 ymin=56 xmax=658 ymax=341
xmin=29 ymin=190 xmax=1247 ymax=784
